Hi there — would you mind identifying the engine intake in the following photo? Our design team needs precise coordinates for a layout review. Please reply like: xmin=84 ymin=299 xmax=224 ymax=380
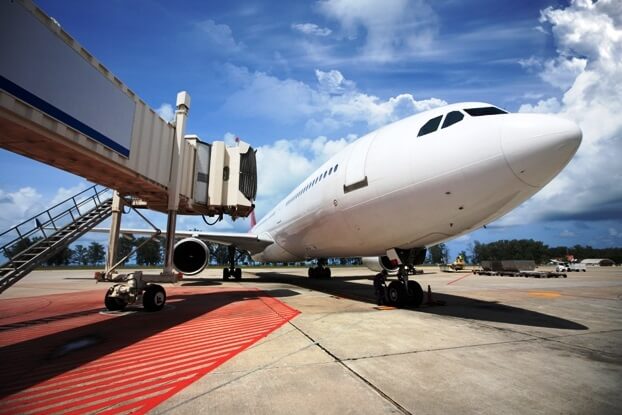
xmin=362 ymin=256 xmax=399 ymax=274
xmin=173 ymin=238 xmax=209 ymax=275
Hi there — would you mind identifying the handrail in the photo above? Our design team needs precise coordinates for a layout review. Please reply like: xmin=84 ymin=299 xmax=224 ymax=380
xmin=0 ymin=185 xmax=112 ymax=260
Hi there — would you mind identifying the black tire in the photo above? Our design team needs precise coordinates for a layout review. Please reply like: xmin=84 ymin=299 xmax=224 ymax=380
xmin=308 ymin=267 xmax=316 ymax=278
xmin=104 ymin=285 xmax=126 ymax=311
xmin=323 ymin=267 xmax=331 ymax=279
xmin=234 ymin=268 xmax=242 ymax=280
xmin=143 ymin=284 xmax=166 ymax=312
xmin=407 ymin=280 xmax=424 ymax=307
xmin=387 ymin=281 xmax=406 ymax=307
xmin=223 ymin=267 xmax=230 ymax=280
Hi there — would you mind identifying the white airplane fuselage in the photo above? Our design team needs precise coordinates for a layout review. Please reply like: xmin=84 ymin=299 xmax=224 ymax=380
xmin=250 ymin=102 xmax=581 ymax=262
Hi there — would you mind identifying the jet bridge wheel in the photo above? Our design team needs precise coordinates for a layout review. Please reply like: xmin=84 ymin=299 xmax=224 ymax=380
xmin=104 ymin=285 xmax=127 ymax=311
xmin=143 ymin=284 xmax=166 ymax=312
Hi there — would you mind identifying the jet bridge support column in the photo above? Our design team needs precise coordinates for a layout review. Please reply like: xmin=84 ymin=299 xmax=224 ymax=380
xmin=163 ymin=91 xmax=191 ymax=276
xmin=105 ymin=191 xmax=124 ymax=275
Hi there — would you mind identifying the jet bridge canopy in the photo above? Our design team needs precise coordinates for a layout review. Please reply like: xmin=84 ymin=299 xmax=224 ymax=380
xmin=0 ymin=0 xmax=255 ymax=218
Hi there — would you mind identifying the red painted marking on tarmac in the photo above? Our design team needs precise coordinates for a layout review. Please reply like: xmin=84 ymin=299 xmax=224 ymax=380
xmin=0 ymin=286 xmax=299 ymax=414
xmin=446 ymin=273 xmax=473 ymax=285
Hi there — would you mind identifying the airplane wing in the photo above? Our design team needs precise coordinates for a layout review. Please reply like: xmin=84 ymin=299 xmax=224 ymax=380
xmin=90 ymin=228 xmax=274 ymax=254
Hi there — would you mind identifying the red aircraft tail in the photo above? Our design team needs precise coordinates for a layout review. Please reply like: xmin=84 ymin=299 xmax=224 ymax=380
xmin=249 ymin=209 xmax=257 ymax=230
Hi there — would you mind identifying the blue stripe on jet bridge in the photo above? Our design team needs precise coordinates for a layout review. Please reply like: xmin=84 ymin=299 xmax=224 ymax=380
xmin=0 ymin=75 xmax=130 ymax=157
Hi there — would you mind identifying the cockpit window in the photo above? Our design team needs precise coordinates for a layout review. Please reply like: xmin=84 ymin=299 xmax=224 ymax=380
xmin=464 ymin=107 xmax=507 ymax=116
xmin=417 ymin=115 xmax=443 ymax=137
xmin=441 ymin=111 xmax=464 ymax=129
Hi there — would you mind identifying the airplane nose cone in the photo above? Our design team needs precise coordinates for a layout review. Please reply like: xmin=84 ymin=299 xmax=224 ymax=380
xmin=502 ymin=114 xmax=582 ymax=187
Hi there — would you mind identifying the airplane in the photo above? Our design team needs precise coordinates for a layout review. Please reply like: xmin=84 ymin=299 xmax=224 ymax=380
xmin=101 ymin=102 xmax=582 ymax=308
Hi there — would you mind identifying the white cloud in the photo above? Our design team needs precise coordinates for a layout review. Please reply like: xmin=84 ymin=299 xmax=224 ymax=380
xmin=224 ymin=65 xmax=446 ymax=133
xmin=0 ymin=183 xmax=93 ymax=239
xmin=315 ymin=69 xmax=355 ymax=94
xmin=292 ymin=23 xmax=332 ymax=37
xmin=560 ymin=230 xmax=575 ymax=237
xmin=251 ymin=135 xmax=357 ymax=217
xmin=156 ymin=103 xmax=174 ymax=122
xmin=540 ymin=57 xmax=587 ymax=89
xmin=503 ymin=0 xmax=622 ymax=226
xmin=518 ymin=55 xmax=587 ymax=90
xmin=318 ymin=0 xmax=438 ymax=62
xmin=197 ymin=19 xmax=243 ymax=52
xmin=0 ymin=187 xmax=43 ymax=230
xmin=50 ymin=183 xmax=88 ymax=205
xmin=519 ymin=97 xmax=561 ymax=114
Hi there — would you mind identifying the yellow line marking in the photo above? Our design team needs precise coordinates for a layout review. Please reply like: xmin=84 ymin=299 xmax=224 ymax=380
xmin=374 ymin=305 xmax=397 ymax=310
xmin=528 ymin=291 xmax=561 ymax=298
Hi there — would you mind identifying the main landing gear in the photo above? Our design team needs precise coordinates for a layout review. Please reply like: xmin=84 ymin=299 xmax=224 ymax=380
xmin=385 ymin=248 xmax=425 ymax=308
xmin=308 ymin=258 xmax=331 ymax=279
xmin=223 ymin=245 xmax=242 ymax=280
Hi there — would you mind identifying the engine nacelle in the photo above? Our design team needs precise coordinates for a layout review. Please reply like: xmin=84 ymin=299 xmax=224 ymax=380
xmin=362 ymin=256 xmax=399 ymax=274
xmin=173 ymin=238 xmax=209 ymax=275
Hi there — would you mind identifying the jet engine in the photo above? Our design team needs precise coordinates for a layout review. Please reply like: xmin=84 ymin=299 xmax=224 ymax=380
xmin=173 ymin=238 xmax=209 ymax=275
xmin=362 ymin=256 xmax=399 ymax=274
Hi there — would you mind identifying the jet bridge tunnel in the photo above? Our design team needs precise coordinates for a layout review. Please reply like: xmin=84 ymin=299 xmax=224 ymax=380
xmin=0 ymin=0 xmax=257 ymax=219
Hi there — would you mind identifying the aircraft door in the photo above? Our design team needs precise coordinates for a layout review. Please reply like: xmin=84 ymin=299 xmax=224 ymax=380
xmin=343 ymin=133 xmax=376 ymax=193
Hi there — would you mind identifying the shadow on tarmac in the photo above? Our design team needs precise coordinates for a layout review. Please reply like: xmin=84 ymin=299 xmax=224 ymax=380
xmin=252 ymin=271 xmax=588 ymax=331
xmin=0 ymin=288 xmax=299 ymax=399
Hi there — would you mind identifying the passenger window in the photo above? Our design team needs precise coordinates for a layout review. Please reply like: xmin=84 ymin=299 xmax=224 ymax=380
xmin=323 ymin=171 xmax=327 ymax=178
xmin=442 ymin=111 xmax=464 ymax=129
xmin=334 ymin=164 xmax=339 ymax=172
xmin=329 ymin=167 xmax=333 ymax=175
xmin=417 ymin=115 xmax=443 ymax=137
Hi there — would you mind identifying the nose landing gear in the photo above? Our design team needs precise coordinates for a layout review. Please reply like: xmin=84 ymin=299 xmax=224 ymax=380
xmin=384 ymin=248 xmax=426 ymax=308
xmin=386 ymin=271 xmax=424 ymax=307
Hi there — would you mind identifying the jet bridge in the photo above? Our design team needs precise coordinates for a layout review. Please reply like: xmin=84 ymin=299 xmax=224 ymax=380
xmin=0 ymin=0 xmax=257 ymax=218
xmin=0 ymin=0 xmax=258 ymax=304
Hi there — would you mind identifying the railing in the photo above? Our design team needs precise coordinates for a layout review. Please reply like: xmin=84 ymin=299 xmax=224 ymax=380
xmin=0 ymin=185 xmax=112 ymax=262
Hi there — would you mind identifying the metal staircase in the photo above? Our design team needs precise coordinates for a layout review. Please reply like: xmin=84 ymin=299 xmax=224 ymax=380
xmin=0 ymin=185 xmax=113 ymax=294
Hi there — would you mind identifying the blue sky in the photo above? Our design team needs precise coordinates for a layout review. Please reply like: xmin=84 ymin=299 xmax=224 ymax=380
xmin=1 ymin=0 xmax=621 ymax=259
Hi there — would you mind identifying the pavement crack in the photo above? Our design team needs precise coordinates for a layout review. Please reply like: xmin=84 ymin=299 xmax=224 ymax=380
xmin=287 ymin=319 xmax=413 ymax=415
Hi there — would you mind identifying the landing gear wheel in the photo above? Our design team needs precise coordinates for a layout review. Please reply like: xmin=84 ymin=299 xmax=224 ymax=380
xmin=223 ymin=268 xmax=230 ymax=280
xmin=308 ymin=267 xmax=316 ymax=278
xmin=322 ymin=267 xmax=331 ymax=278
xmin=387 ymin=281 xmax=406 ymax=307
xmin=143 ymin=284 xmax=166 ymax=312
xmin=104 ymin=285 xmax=126 ymax=311
xmin=234 ymin=268 xmax=242 ymax=280
xmin=407 ymin=280 xmax=424 ymax=308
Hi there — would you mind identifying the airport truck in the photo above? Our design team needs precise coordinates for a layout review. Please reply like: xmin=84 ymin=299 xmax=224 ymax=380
xmin=556 ymin=263 xmax=586 ymax=272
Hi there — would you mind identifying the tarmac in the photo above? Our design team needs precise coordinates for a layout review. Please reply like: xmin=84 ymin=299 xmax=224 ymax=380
xmin=0 ymin=265 xmax=621 ymax=414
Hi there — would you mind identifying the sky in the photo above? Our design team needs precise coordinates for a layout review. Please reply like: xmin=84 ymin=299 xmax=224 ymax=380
xmin=1 ymin=0 xmax=621 ymax=260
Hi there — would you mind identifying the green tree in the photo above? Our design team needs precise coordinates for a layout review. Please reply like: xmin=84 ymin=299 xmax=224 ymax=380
xmin=4 ymin=236 xmax=42 ymax=258
xmin=427 ymin=243 xmax=449 ymax=264
xmin=116 ymin=236 xmax=135 ymax=265
xmin=46 ymin=246 xmax=74 ymax=266
xmin=135 ymin=237 xmax=162 ymax=266
xmin=87 ymin=242 xmax=106 ymax=265
xmin=73 ymin=244 xmax=89 ymax=265
xmin=209 ymin=243 xmax=230 ymax=265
